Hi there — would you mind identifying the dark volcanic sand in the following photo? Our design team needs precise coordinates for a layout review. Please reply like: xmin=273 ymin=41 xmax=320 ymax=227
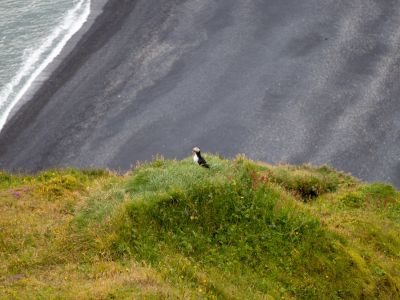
xmin=1 ymin=0 xmax=400 ymax=187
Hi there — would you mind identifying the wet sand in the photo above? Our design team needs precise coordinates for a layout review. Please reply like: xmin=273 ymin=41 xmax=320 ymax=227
xmin=0 ymin=0 xmax=399 ymax=187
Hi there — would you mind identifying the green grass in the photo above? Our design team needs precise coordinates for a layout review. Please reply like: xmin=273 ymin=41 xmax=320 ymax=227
xmin=1 ymin=155 xmax=400 ymax=299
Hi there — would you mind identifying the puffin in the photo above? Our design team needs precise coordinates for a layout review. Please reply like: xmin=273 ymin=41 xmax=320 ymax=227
xmin=192 ymin=147 xmax=209 ymax=168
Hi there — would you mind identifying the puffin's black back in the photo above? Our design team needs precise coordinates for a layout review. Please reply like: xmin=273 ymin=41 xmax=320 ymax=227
xmin=197 ymin=152 xmax=209 ymax=168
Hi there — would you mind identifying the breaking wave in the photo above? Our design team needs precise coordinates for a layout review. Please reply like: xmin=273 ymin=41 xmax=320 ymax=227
xmin=0 ymin=0 xmax=91 ymax=131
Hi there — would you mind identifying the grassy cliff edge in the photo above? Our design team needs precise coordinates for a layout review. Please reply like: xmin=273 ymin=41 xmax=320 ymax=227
xmin=1 ymin=155 xmax=399 ymax=299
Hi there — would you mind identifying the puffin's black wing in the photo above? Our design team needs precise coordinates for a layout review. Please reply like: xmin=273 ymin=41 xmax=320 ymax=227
xmin=198 ymin=156 xmax=210 ymax=168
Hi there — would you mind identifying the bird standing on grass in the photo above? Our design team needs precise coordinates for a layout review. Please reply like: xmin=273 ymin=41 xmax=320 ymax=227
xmin=192 ymin=147 xmax=209 ymax=168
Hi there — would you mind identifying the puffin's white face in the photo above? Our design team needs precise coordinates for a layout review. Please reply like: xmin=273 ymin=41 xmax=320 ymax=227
xmin=192 ymin=147 xmax=200 ymax=163
xmin=192 ymin=147 xmax=200 ymax=154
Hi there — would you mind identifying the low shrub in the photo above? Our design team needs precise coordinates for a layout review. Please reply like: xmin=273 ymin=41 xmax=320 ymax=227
xmin=84 ymin=157 xmax=380 ymax=298
xmin=340 ymin=183 xmax=398 ymax=209
xmin=340 ymin=190 xmax=365 ymax=208
xmin=268 ymin=165 xmax=341 ymax=200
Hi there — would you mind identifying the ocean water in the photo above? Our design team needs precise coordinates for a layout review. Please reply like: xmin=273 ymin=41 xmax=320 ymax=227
xmin=0 ymin=0 xmax=91 ymax=131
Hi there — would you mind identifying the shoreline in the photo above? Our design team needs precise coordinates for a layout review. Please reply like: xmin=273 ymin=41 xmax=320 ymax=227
xmin=0 ymin=0 xmax=140 ymax=167
xmin=6 ymin=0 xmax=109 ymax=124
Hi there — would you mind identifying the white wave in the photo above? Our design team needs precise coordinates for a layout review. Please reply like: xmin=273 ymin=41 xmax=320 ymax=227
xmin=0 ymin=0 xmax=91 ymax=131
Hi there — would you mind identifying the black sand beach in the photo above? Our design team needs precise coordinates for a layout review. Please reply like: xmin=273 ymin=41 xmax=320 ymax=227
xmin=1 ymin=0 xmax=400 ymax=187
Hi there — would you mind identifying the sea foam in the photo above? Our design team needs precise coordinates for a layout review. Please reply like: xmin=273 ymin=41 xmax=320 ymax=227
xmin=0 ymin=0 xmax=91 ymax=132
